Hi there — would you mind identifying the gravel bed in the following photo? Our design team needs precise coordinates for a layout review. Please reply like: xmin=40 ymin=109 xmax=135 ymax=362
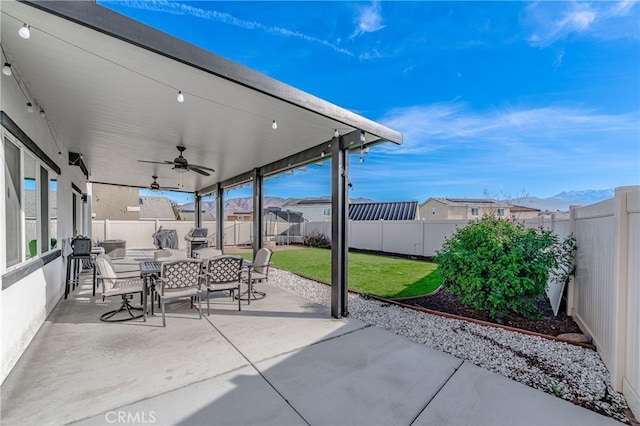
xmin=268 ymin=268 xmax=631 ymax=424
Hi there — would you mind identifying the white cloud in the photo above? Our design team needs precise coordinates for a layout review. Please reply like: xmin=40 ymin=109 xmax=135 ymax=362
xmin=378 ymin=102 xmax=639 ymax=156
xmin=351 ymin=1 xmax=386 ymax=39
xmin=524 ymin=1 xmax=639 ymax=47
xmin=108 ymin=0 xmax=354 ymax=56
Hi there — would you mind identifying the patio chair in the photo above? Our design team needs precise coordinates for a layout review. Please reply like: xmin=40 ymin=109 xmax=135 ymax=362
xmin=94 ymin=254 xmax=147 ymax=322
xmin=156 ymin=259 xmax=203 ymax=327
xmin=241 ymin=247 xmax=273 ymax=299
xmin=202 ymin=255 xmax=242 ymax=315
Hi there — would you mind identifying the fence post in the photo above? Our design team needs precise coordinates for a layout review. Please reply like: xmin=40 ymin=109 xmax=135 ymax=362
xmin=567 ymin=205 xmax=580 ymax=316
xmin=379 ymin=219 xmax=384 ymax=251
xmin=104 ymin=219 xmax=111 ymax=241
xmin=612 ymin=187 xmax=631 ymax=391
xmin=421 ymin=218 xmax=426 ymax=257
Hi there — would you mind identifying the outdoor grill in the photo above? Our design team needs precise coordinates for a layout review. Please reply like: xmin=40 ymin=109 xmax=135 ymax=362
xmin=185 ymin=228 xmax=208 ymax=257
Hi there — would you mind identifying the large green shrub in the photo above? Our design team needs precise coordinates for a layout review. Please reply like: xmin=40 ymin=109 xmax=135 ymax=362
xmin=434 ymin=217 xmax=574 ymax=319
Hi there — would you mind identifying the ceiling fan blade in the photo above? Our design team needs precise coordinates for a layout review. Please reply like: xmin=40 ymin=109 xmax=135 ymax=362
xmin=188 ymin=166 xmax=211 ymax=176
xmin=161 ymin=186 xmax=180 ymax=190
xmin=138 ymin=160 xmax=175 ymax=165
xmin=188 ymin=163 xmax=215 ymax=172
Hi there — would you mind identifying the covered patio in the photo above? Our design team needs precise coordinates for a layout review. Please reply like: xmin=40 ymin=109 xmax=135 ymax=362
xmin=0 ymin=0 xmax=401 ymax=321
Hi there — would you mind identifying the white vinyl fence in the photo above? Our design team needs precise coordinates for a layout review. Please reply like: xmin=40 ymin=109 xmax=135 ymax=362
xmin=91 ymin=220 xmax=254 ymax=248
xmin=569 ymin=186 xmax=640 ymax=416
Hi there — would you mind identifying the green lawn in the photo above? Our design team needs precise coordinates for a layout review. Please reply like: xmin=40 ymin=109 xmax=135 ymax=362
xmin=232 ymin=247 xmax=442 ymax=299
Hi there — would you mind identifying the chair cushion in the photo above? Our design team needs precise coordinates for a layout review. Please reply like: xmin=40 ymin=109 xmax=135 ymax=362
xmin=157 ymin=287 xmax=199 ymax=300
xmin=103 ymin=278 xmax=144 ymax=297
xmin=206 ymin=282 xmax=240 ymax=292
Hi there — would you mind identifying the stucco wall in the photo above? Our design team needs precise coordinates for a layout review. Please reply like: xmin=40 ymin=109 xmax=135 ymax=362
xmin=1 ymin=63 xmax=88 ymax=383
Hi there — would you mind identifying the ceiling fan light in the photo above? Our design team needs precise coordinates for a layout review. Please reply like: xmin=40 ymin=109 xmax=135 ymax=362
xmin=2 ymin=63 xmax=12 ymax=76
xmin=173 ymin=166 xmax=188 ymax=173
xmin=26 ymin=102 xmax=34 ymax=113
xmin=177 ymin=91 xmax=184 ymax=103
xmin=19 ymin=24 xmax=31 ymax=39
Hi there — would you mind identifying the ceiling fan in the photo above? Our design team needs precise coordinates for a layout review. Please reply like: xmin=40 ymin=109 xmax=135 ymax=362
xmin=138 ymin=146 xmax=215 ymax=176
xmin=148 ymin=175 xmax=179 ymax=192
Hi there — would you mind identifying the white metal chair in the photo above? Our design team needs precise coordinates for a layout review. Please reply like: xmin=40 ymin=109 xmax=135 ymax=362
xmin=94 ymin=254 xmax=147 ymax=322
xmin=155 ymin=259 xmax=203 ymax=327
xmin=202 ymin=255 xmax=243 ymax=315
xmin=241 ymin=247 xmax=272 ymax=300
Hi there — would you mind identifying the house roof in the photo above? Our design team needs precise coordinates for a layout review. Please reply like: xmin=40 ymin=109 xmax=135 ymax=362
xmin=509 ymin=205 xmax=541 ymax=212
xmin=424 ymin=197 xmax=511 ymax=208
xmin=287 ymin=198 xmax=332 ymax=206
xmin=1 ymin=1 xmax=401 ymax=195
xmin=139 ymin=196 xmax=175 ymax=220
xmin=349 ymin=201 xmax=418 ymax=221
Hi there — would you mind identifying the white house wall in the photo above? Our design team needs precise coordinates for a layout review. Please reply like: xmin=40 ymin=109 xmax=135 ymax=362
xmin=1 ymin=63 xmax=88 ymax=383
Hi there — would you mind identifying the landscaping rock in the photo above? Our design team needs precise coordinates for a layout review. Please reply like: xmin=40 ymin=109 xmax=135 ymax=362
xmin=557 ymin=332 xmax=591 ymax=344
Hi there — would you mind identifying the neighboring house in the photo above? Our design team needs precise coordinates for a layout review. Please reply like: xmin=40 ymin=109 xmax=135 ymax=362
xmin=509 ymin=204 xmax=542 ymax=220
xmin=419 ymin=198 xmax=513 ymax=220
xmin=349 ymin=201 xmax=418 ymax=221
xmin=282 ymin=198 xmax=332 ymax=222
xmin=91 ymin=183 xmax=140 ymax=220
xmin=227 ymin=211 xmax=253 ymax=221
xmin=139 ymin=196 xmax=176 ymax=220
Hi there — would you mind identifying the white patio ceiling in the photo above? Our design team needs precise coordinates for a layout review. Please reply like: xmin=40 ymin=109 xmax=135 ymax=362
xmin=1 ymin=1 xmax=401 ymax=194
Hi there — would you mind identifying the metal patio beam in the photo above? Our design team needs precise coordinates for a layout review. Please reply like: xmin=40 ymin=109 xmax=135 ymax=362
xmin=253 ymin=168 xmax=264 ymax=257
xmin=216 ymin=184 xmax=224 ymax=251
xmin=331 ymin=132 xmax=351 ymax=318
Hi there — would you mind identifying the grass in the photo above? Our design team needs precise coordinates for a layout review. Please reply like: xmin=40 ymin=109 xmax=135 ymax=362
xmin=231 ymin=247 xmax=442 ymax=299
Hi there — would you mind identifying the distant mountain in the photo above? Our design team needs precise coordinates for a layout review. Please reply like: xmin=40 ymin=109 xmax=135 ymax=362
xmin=549 ymin=189 xmax=615 ymax=206
xmin=507 ymin=189 xmax=615 ymax=212
xmin=180 ymin=195 xmax=375 ymax=218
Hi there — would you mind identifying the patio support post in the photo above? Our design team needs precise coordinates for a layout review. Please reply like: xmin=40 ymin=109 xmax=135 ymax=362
xmin=253 ymin=168 xmax=264 ymax=258
xmin=331 ymin=131 xmax=352 ymax=318
xmin=195 ymin=195 xmax=202 ymax=228
xmin=216 ymin=184 xmax=224 ymax=251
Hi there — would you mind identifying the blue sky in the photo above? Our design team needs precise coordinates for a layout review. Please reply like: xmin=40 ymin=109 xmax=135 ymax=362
xmin=103 ymin=1 xmax=640 ymax=203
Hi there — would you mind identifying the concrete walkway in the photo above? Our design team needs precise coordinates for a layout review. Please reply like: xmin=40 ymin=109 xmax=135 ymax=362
xmin=1 ymin=254 xmax=621 ymax=425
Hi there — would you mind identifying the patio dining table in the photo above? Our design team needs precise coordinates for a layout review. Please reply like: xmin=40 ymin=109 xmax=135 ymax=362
xmin=139 ymin=260 xmax=161 ymax=315
xmin=141 ymin=257 xmax=259 ymax=314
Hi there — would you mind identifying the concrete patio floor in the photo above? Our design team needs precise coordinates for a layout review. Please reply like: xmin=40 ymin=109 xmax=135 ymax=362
xmin=1 ymin=251 xmax=622 ymax=425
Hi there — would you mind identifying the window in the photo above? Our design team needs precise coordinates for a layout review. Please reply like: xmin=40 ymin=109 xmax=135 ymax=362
xmin=497 ymin=208 xmax=505 ymax=217
xmin=471 ymin=207 xmax=479 ymax=216
xmin=24 ymin=153 xmax=38 ymax=259
xmin=323 ymin=208 xmax=331 ymax=217
xmin=50 ymin=177 xmax=57 ymax=248
xmin=4 ymin=137 xmax=21 ymax=267
xmin=3 ymin=132 xmax=57 ymax=268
